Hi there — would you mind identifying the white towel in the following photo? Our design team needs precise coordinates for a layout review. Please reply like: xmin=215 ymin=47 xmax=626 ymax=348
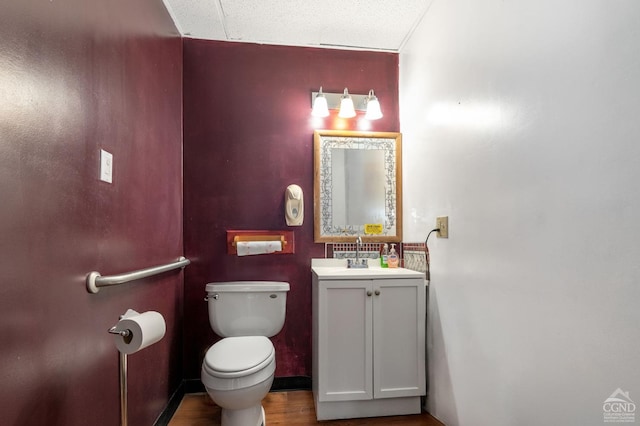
xmin=236 ymin=241 xmax=282 ymax=256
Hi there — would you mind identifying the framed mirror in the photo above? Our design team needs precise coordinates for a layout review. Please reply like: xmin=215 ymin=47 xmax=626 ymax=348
xmin=314 ymin=130 xmax=402 ymax=243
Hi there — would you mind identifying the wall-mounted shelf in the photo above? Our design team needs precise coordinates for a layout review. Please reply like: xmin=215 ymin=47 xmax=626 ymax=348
xmin=226 ymin=230 xmax=295 ymax=255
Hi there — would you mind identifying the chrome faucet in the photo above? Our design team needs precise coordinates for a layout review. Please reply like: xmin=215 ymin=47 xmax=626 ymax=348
xmin=347 ymin=235 xmax=369 ymax=268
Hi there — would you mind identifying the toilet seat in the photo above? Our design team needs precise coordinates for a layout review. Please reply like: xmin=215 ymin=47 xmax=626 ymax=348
xmin=205 ymin=336 xmax=274 ymax=377
xmin=202 ymin=336 xmax=276 ymax=391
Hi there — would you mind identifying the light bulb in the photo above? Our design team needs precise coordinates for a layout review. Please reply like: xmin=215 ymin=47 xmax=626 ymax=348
xmin=338 ymin=88 xmax=356 ymax=118
xmin=365 ymin=90 xmax=383 ymax=120
xmin=311 ymin=87 xmax=329 ymax=117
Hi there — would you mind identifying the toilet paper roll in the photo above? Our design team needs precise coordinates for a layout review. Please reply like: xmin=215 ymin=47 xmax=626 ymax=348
xmin=113 ymin=309 xmax=166 ymax=355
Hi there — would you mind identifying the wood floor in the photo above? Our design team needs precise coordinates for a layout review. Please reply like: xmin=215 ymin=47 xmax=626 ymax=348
xmin=167 ymin=391 xmax=444 ymax=426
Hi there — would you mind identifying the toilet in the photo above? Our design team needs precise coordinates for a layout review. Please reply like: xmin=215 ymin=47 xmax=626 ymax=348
xmin=201 ymin=281 xmax=289 ymax=426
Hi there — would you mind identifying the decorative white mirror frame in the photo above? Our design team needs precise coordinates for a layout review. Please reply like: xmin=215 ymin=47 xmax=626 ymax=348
xmin=313 ymin=130 xmax=402 ymax=243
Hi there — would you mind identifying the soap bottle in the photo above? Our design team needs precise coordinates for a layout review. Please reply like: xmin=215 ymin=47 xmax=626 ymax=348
xmin=387 ymin=244 xmax=399 ymax=268
xmin=380 ymin=243 xmax=389 ymax=268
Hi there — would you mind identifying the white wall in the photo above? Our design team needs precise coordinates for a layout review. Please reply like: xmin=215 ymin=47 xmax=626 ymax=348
xmin=400 ymin=1 xmax=640 ymax=425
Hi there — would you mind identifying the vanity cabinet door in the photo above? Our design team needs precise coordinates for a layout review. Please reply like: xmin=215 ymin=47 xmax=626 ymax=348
xmin=317 ymin=279 xmax=373 ymax=402
xmin=372 ymin=278 xmax=426 ymax=399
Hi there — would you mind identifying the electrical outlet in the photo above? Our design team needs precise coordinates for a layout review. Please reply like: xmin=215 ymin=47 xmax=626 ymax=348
xmin=436 ymin=216 xmax=449 ymax=238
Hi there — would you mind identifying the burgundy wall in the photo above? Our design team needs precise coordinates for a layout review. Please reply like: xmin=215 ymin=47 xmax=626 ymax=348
xmin=0 ymin=2 xmax=183 ymax=426
xmin=183 ymin=40 xmax=399 ymax=379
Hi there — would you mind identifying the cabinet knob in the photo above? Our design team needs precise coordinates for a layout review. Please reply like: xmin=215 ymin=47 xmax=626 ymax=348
xmin=374 ymin=290 xmax=381 ymax=296
xmin=367 ymin=291 xmax=372 ymax=297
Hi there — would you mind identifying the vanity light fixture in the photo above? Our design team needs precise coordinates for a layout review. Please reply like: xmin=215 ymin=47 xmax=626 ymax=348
xmin=338 ymin=88 xmax=356 ymax=118
xmin=310 ymin=87 xmax=383 ymax=120
xmin=311 ymin=87 xmax=330 ymax=117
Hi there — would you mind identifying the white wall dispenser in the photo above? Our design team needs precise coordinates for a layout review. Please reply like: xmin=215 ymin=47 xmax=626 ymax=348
xmin=285 ymin=184 xmax=304 ymax=226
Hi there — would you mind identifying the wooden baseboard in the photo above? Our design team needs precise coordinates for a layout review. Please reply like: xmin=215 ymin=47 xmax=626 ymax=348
xmin=153 ymin=381 xmax=185 ymax=426
xmin=184 ymin=378 xmax=205 ymax=394
xmin=271 ymin=375 xmax=312 ymax=391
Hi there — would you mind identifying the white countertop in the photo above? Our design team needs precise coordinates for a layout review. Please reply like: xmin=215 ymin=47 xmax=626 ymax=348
xmin=311 ymin=258 xmax=425 ymax=280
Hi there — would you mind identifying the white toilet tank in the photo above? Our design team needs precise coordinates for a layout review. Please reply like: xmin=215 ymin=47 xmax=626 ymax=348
xmin=205 ymin=281 xmax=289 ymax=337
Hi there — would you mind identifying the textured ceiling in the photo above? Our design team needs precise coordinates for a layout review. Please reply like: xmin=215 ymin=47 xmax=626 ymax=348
xmin=162 ymin=0 xmax=432 ymax=52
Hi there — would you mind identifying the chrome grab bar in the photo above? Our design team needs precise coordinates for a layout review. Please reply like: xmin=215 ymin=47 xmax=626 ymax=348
xmin=86 ymin=256 xmax=190 ymax=293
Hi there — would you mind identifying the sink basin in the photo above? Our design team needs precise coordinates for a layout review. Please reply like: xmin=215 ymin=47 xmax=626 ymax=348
xmin=311 ymin=258 xmax=424 ymax=279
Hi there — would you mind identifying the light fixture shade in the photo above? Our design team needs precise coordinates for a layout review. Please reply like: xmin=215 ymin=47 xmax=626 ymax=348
xmin=338 ymin=88 xmax=356 ymax=118
xmin=312 ymin=87 xmax=330 ymax=117
xmin=365 ymin=90 xmax=383 ymax=120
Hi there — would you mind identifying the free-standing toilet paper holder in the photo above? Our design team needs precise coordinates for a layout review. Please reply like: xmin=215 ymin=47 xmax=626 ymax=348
xmin=109 ymin=323 xmax=131 ymax=426
xmin=108 ymin=310 xmax=166 ymax=426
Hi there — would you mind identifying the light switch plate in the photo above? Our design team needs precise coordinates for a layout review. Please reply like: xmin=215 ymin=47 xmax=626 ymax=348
xmin=100 ymin=149 xmax=113 ymax=183
xmin=436 ymin=216 xmax=449 ymax=238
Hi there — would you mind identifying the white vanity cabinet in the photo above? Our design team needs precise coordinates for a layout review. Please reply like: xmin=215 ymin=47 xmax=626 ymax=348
xmin=311 ymin=262 xmax=426 ymax=420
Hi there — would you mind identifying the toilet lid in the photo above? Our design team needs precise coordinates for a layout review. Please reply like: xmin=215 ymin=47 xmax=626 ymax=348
xmin=205 ymin=336 xmax=274 ymax=373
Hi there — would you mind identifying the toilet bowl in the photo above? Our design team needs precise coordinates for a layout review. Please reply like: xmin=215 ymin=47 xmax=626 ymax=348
xmin=201 ymin=281 xmax=289 ymax=426
xmin=202 ymin=336 xmax=276 ymax=426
